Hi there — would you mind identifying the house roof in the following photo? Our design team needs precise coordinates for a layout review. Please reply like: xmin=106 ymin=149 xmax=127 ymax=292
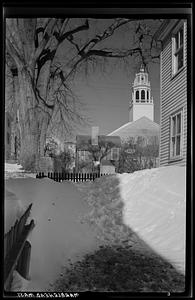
xmin=107 ymin=116 xmax=160 ymax=141
xmin=153 ymin=19 xmax=181 ymax=42
xmin=76 ymin=135 xmax=121 ymax=150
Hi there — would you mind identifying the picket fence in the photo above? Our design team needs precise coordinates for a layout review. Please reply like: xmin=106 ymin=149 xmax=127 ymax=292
xmin=36 ymin=172 xmax=110 ymax=182
xmin=4 ymin=203 xmax=35 ymax=291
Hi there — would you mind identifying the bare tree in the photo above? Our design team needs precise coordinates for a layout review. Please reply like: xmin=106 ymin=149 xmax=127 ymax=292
xmin=118 ymin=135 xmax=159 ymax=173
xmin=5 ymin=18 xmax=161 ymax=169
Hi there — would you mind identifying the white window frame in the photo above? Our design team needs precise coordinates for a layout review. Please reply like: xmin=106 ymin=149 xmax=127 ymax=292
xmin=169 ymin=109 xmax=183 ymax=161
xmin=172 ymin=22 xmax=185 ymax=76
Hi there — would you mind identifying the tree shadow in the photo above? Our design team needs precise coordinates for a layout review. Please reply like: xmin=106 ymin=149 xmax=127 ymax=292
xmin=59 ymin=174 xmax=185 ymax=293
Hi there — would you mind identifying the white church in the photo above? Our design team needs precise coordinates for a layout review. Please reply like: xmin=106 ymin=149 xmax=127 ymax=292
xmin=108 ymin=65 xmax=160 ymax=143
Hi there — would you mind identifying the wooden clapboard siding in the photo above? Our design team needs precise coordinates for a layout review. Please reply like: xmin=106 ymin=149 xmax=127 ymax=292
xmin=160 ymin=20 xmax=187 ymax=166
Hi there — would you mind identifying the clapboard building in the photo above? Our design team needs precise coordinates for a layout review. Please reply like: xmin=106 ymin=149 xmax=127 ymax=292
xmin=154 ymin=19 xmax=187 ymax=166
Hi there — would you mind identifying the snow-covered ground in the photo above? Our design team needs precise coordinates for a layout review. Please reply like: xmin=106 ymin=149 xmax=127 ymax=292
xmin=118 ymin=165 xmax=186 ymax=275
xmin=5 ymin=174 xmax=101 ymax=291
xmin=4 ymin=163 xmax=186 ymax=291
xmin=5 ymin=163 xmax=25 ymax=173
xmin=5 ymin=163 xmax=36 ymax=179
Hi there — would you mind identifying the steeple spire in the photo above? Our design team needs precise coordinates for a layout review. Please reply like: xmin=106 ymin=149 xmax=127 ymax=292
xmin=129 ymin=67 xmax=154 ymax=122
xmin=140 ymin=64 xmax=145 ymax=72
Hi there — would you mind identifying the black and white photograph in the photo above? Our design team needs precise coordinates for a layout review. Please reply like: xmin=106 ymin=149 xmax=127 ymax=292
xmin=3 ymin=4 xmax=192 ymax=297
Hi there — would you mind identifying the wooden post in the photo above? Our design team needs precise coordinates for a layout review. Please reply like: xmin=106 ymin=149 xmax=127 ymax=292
xmin=16 ymin=241 xmax=31 ymax=280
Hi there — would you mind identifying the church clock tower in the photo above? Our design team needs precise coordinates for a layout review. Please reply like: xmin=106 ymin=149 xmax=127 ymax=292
xmin=129 ymin=65 xmax=154 ymax=122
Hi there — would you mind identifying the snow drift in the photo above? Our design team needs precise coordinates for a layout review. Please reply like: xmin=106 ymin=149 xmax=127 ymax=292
xmin=118 ymin=165 xmax=186 ymax=275
xmin=5 ymin=177 xmax=101 ymax=291
xmin=4 ymin=163 xmax=186 ymax=292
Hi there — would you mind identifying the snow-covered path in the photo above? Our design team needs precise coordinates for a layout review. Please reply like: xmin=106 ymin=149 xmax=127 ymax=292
xmin=4 ymin=163 xmax=186 ymax=291
xmin=5 ymin=177 xmax=101 ymax=291
xmin=118 ymin=166 xmax=186 ymax=275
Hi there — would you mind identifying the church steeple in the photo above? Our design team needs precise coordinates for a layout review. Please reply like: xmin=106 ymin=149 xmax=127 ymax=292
xmin=129 ymin=65 xmax=154 ymax=122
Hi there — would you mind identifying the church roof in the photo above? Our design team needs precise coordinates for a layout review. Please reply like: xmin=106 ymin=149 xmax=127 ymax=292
xmin=107 ymin=116 xmax=160 ymax=141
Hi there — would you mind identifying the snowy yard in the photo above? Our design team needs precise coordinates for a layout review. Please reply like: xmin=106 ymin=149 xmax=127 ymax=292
xmin=4 ymin=163 xmax=186 ymax=292
xmin=5 ymin=175 xmax=101 ymax=291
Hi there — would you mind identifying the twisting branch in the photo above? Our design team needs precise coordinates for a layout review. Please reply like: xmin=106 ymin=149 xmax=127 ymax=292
xmin=78 ymin=18 xmax=134 ymax=56
xmin=34 ymin=18 xmax=58 ymax=61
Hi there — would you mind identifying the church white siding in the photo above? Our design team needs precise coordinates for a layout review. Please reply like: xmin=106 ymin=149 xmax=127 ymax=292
xmin=133 ymin=103 xmax=154 ymax=122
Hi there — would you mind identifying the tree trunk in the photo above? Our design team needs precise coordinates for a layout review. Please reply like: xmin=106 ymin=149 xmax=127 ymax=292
xmin=16 ymin=67 xmax=49 ymax=171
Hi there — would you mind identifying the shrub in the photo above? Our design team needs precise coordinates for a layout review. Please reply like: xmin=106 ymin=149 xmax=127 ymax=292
xmin=53 ymin=150 xmax=74 ymax=172
xmin=20 ymin=154 xmax=37 ymax=172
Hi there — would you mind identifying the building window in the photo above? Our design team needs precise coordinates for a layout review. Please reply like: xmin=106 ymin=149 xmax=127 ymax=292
xmin=170 ymin=110 xmax=183 ymax=159
xmin=110 ymin=148 xmax=119 ymax=161
xmin=136 ymin=90 xmax=139 ymax=100
xmin=172 ymin=25 xmax=184 ymax=75
xmin=141 ymin=90 xmax=145 ymax=100
xmin=147 ymin=90 xmax=149 ymax=100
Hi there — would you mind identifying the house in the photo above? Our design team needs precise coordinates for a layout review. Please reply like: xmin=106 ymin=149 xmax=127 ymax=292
xmin=100 ymin=160 xmax=116 ymax=174
xmin=154 ymin=19 xmax=187 ymax=166
xmin=76 ymin=135 xmax=121 ymax=173
xmin=107 ymin=65 xmax=160 ymax=168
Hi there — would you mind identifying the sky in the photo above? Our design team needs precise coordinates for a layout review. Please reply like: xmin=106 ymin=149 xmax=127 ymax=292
xmin=64 ymin=18 xmax=161 ymax=139
xmin=75 ymin=61 xmax=160 ymax=137
xmin=5 ymin=18 xmax=161 ymax=143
